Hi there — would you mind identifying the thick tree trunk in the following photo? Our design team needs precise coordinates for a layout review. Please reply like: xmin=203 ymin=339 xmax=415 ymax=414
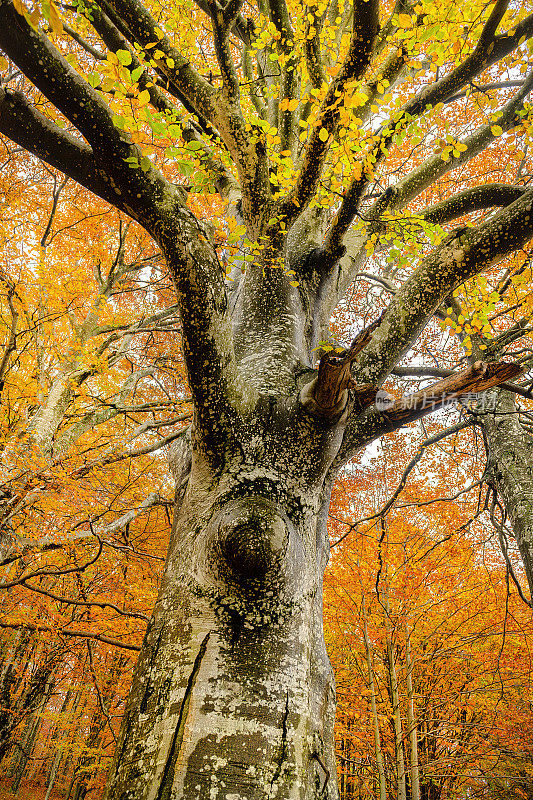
xmin=103 ymin=407 xmax=340 ymax=800
xmin=481 ymin=388 xmax=533 ymax=598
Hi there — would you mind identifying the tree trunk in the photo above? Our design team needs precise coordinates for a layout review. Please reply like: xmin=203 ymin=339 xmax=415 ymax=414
xmin=481 ymin=388 xmax=533 ymax=598
xmin=362 ymin=601 xmax=386 ymax=800
xmin=103 ymin=410 xmax=340 ymax=800
xmin=10 ymin=672 xmax=55 ymax=792
xmin=405 ymin=628 xmax=420 ymax=800
xmin=383 ymin=596 xmax=406 ymax=800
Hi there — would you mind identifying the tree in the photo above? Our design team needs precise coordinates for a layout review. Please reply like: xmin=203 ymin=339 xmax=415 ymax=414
xmin=2 ymin=0 xmax=533 ymax=796
xmin=324 ymin=492 xmax=533 ymax=800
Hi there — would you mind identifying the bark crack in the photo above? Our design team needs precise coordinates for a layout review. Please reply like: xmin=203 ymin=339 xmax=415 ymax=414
xmin=140 ymin=624 xmax=165 ymax=713
xmin=268 ymin=690 xmax=290 ymax=797
xmin=311 ymin=751 xmax=330 ymax=796
xmin=156 ymin=631 xmax=211 ymax=800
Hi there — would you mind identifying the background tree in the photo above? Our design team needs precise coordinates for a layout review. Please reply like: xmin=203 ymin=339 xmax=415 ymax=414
xmin=325 ymin=493 xmax=533 ymax=800
xmin=2 ymin=0 xmax=533 ymax=797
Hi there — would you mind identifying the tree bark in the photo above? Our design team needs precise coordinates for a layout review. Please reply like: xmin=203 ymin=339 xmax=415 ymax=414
xmin=383 ymin=597 xmax=407 ymax=800
xmin=362 ymin=602 xmax=387 ymax=800
xmin=103 ymin=402 xmax=340 ymax=800
xmin=405 ymin=628 xmax=420 ymax=800
xmin=481 ymin=388 xmax=533 ymax=599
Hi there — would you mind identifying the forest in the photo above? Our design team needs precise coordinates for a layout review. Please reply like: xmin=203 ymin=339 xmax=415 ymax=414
xmin=1 ymin=0 xmax=533 ymax=797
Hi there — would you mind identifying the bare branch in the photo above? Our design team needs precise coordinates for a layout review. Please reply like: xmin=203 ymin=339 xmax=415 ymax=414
xmin=333 ymin=358 xmax=522 ymax=472
xmin=331 ymin=419 xmax=474 ymax=547
xmin=0 ymin=89 xmax=124 ymax=208
xmin=63 ymin=22 xmax=107 ymax=60
xmin=16 ymin=580 xmax=150 ymax=621
xmin=383 ymin=360 xmax=522 ymax=426
xmin=422 ymin=184 xmax=526 ymax=226
xmin=0 ymin=621 xmax=141 ymax=651
xmin=0 ymin=539 xmax=103 ymax=590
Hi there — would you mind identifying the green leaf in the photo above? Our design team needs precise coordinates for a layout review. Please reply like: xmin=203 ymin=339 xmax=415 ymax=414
xmin=112 ymin=114 xmax=125 ymax=130
xmin=177 ymin=160 xmax=194 ymax=176
xmin=139 ymin=155 xmax=152 ymax=172
xmin=116 ymin=49 xmax=132 ymax=66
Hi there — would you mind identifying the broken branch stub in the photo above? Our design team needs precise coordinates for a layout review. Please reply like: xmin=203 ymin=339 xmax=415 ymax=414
xmin=305 ymin=316 xmax=383 ymax=417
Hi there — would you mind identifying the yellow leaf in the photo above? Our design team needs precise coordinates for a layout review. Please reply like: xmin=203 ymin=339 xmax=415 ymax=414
xmin=49 ymin=2 xmax=63 ymax=34
xmin=398 ymin=13 xmax=411 ymax=28
xmin=318 ymin=127 xmax=329 ymax=142
xmin=137 ymin=89 xmax=151 ymax=106
xmin=491 ymin=125 xmax=503 ymax=136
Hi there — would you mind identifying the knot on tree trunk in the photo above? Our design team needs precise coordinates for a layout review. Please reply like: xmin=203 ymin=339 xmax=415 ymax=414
xmin=204 ymin=495 xmax=310 ymax=627
xmin=214 ymin=497 xmax=292 ymax=584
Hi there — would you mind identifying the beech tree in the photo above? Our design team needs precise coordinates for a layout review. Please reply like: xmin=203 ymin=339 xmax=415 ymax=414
xmin=2 ymin=0 xmax=533 ymax=797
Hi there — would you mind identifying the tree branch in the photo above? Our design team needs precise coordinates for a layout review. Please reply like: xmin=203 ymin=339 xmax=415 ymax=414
xmin=300 ymin=316 xmax=382 ymax=417
xmin=0 ymin=89 xmax=123 ymax=208
xmin=0 ymin=0 xmax=190 ymax=228
xmin=373 ymin=189 xmax=533 ymax=383
xmin=422 ymin=184 xmax=526 ymax=226
xmin=322 ymin=14 xmax=533 ymax=256
xmin=0 ymin=289 xmax=18 ymax=393
xmin=208 ymin=0 xmax=244 ymax=104
xmin=16 ymin=580 xmax=150 ymax=621
xmin=333 ymin=361 xmax=521 ymax=470
xmin=277 ymin=0 xmax=379 ymax=223
xmin=0 ymin=621 xmax=141 ymax=651
xmin=191 ymin=0 xmax=252 ymax=45
xmin=94 ymin=0 xmax=217 ymax=122
xmin=382 ymin=360 xmax=522 ymax=426
xmin=62 ymin=22 xmax=107 ymax=60
xmin=0 ymin=539 xmax=104 ymax=589
xmin=265 ymin=0 xmax=298 ymax=152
